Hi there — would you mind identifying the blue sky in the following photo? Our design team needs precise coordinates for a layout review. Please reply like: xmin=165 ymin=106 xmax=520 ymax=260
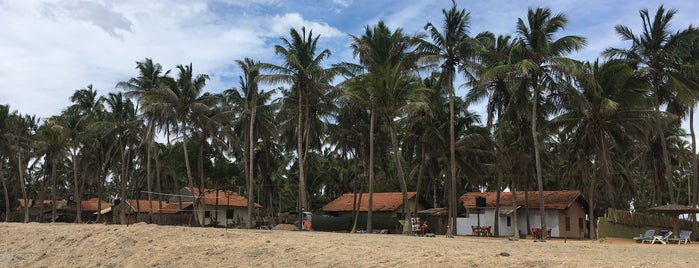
xmin=1 ymin=0 xmax=698 ymax=122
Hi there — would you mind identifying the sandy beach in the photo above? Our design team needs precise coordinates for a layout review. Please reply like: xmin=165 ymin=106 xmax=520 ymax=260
xmin=0 ymin=222 xmax=697 ymax=267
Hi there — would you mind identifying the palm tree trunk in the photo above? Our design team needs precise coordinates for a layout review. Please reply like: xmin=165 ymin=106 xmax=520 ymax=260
xmin=448 ymin=81 xmax=458 ymax=237
xmin=18 ymin=151 xmax=29 ymax=223
xmin=367 ymin=108 xmax=376 ymax=233
xmin=146 ymin=122 xmax=154 ymax=223
xmin=413 ymin=148 xmax=426 ymax=222
xmin=531 ymin=80 xmax=547 ymax=241
xmin=155 ymin=146 xmax=163 ymax=224
xmin=690 ymin=105 xmax=697 ymax=205
xmin=71 ymin=149 xmax=81 ymax=223
xmin=386 ymin=120 xmax=411 ymax=235
xmin=247 ymin=95 xmax=257 ymax=229
xmin=654 ymin=95 xmax=676 ymax=204
xmin=50 ymin=157 xmax=57 ymax=223
xmin=181 ymin=120 xmax=198 ymax=225
xmin=120 ymin=141 xmax=128 ymax=225
xmin=1 ymin=160 xmax=9 ymax=222
xmin=297 ymin=87 xmax=308 ymax=214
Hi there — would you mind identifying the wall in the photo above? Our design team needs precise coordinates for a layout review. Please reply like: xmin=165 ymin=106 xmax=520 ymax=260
xmin=558 ymin=202 xmax=587 ymax=239
xmin=201 ymin=205 xmax=248 ymax=227
xmin=597 ymin=217 xmax=670 ymax=239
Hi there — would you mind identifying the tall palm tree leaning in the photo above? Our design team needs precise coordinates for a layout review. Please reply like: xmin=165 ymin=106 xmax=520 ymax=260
xmin=232 ymin=57 xmax=261 ymax=229
xmin=347 ymin=21 xmax=412 ymax=233
xmin=514 ymin=7 xmax=586 ymax=241
xmin=117 ymin=58 xmax=170 ymax=222
xmin=143 ymin=63 xmax=212 ymax=225
xmin=259 ymin=27 xmax=337 ymax=212
xmin=419 ymin=0 xmax=475 ymax=236
xmin=604 ymin=5 xmax=699 ymax=205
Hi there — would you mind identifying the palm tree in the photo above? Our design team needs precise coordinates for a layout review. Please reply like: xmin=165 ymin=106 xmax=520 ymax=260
xmin=117 ymin=58 xmax=170 ymax=222
xmin=142 ymin=63 xmax=213 ymax=225
xmin=6 ymin=113 xmax=38 ymax=223
xmin=419 ymin=0 xmax=477 ymax=236
xmin=103 ymin=92 xmax=141 ymax=224
xmin=0 ymin=104 xmax=13 ymax=222
xmin=551 ymin=59 xmax=651 ymax=238
xmin=231 ymin=58 xmax=261 ymax=229
xmin=604 ymin=5 xmax=699 ymax=204
xmin=514 ymin=7 xmax=586 ymax=240
xmin=34 ymin=121 xmax=68 ymax=222
xmin=347 ymin=21 xmax=419 ymax=233
xmin=260 ymin=27 xmax=338 ymax=211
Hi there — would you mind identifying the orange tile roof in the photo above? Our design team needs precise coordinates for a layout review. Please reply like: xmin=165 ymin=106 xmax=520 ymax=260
xmin=321 ymin=192 xmax=417 ymax=212
xmin=124 ymin=199 xmax=169 ymax=213
xmin=157 ymin=202 xmax=193 ymax=214
xmin=189 ymin=188 xmax=262 ymax=208
xmin=459 ymin=190 xmax=587 ymax=210
xmin=81 ymin=198 xmax=112 ymax=212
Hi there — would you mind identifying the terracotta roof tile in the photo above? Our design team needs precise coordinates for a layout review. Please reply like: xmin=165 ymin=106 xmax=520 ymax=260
xmin=81 ymin=198 xmax=112 ymax=212
xmin=158 ymin=202 xmax=193 ymax=214
xmin=190 ymin=188 xmax=262 ymax=208
xmin=459 ymin=190 xmax=586 ymax=210
xmin=124 ymin=199 xmax=169 ymax=213
xmin=321 ymin=192 xmax=417 ymax=212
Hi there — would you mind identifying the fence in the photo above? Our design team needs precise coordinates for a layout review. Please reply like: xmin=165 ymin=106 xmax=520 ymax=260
xmin=605 ymin=208 xmax=693 ymax=229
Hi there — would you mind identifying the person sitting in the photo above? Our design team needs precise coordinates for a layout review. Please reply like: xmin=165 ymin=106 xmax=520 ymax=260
xmin=421 ymin=221 xmax=429 ymax=236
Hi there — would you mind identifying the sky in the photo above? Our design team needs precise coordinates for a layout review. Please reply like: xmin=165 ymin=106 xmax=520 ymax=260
xmin=1 ymin=0 xmax=699 ymax=124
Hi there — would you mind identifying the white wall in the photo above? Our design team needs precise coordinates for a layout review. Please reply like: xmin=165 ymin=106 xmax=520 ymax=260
xmin=457 ymin=209 xmax=561 ymax=237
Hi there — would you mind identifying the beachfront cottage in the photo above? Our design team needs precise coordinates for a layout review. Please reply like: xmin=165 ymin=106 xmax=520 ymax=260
xmin=172 ymin=187 xmax=261 ymax=227
xmin=112 ymin=199 xmax=169 ymax=224
xmin=458 ymin=190 xmax=589 ymax=238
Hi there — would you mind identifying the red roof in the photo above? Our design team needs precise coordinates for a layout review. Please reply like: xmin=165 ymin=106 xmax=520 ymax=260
xmin=123 ymin=199 xmax=169 ymax=213
xmin=321 ymin=192 xmax=417 ymax=212
xmin=81 ymin=198 xmax=112 ymax=212
xmin=158 ymin=202 xmax=193 ymax=214
xmin=189 ymin=188 xmax=261 ymax=208
xmin=459 ymin=190 xmax=587 ymax=210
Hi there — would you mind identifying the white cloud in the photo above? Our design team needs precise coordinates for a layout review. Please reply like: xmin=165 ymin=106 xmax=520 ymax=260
xmin=269 ymin=13 xmax=344 ymax=38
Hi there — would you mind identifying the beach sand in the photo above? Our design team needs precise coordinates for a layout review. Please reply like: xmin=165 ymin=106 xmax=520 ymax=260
xmin=1 ymin=222 xmax=697 ymax=267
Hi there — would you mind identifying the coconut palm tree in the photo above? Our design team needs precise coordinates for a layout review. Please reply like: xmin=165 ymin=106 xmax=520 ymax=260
xmin=141 ymin=63 xmax=213 ymax=225
xmin=419 ymin=1 xmax=479 ymax=235
xmin=513 ymin=7 xmax=586 ymax=240
xmin=259 ymin=27 xmax=339 ymax=211
xmin=34 ymin=120 xmax=68 ymax=222
xmin=604 ymin=5 xmax=699 ymax=204
xmin=346 ymin=21 xmax=421 ymax=233
xmin=551 ymin=59 xmax=651 ymax=238
xmin=117 ymin=58 xmax=170 ymax=222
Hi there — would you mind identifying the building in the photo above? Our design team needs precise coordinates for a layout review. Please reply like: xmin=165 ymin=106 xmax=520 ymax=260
xmin=172 ymin=187 xmax=261 ymax=227
xmin=458 ymin=190 xmax=589 ymax=238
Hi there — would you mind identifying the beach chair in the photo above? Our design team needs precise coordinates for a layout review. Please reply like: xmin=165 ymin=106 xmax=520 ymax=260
xmin=668 ymin=230 xmax=692 ymax=244
xmin=642 ymin=231 xmax=672 ymax=244
xmin=633 ymin=230 xmax=655 ymax=243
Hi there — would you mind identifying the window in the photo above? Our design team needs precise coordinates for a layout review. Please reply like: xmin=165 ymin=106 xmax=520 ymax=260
xmin=565 ymin=216 xmax=571 ymax=231
xmin=226 ymin=209 xmax=234 ymax=219
xmin=506 ymin=216 xmax=511 ymax=227
xmin=205 ymin=211 xmax=211 ymax=218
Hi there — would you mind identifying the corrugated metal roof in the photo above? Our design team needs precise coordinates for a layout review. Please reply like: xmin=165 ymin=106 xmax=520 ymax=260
xmin=321 ymin=192 xmax=417 ymax=212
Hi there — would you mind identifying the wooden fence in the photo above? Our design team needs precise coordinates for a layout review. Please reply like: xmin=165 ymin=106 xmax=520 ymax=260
xmin=605 ymin=208 xmax=693 ymax=229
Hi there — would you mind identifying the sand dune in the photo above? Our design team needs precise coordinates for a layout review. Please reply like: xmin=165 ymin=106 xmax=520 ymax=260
xmin=1 ymin=222 xmax=697 ymax=267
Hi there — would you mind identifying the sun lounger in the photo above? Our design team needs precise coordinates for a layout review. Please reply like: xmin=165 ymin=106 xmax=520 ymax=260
xmin=633 ymin=230 xmax=655 ymax=243
xmin=668 ymin=230 xmax=692 ymax=244
xmin=642 ymin=231 xmax=672 ymax=244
